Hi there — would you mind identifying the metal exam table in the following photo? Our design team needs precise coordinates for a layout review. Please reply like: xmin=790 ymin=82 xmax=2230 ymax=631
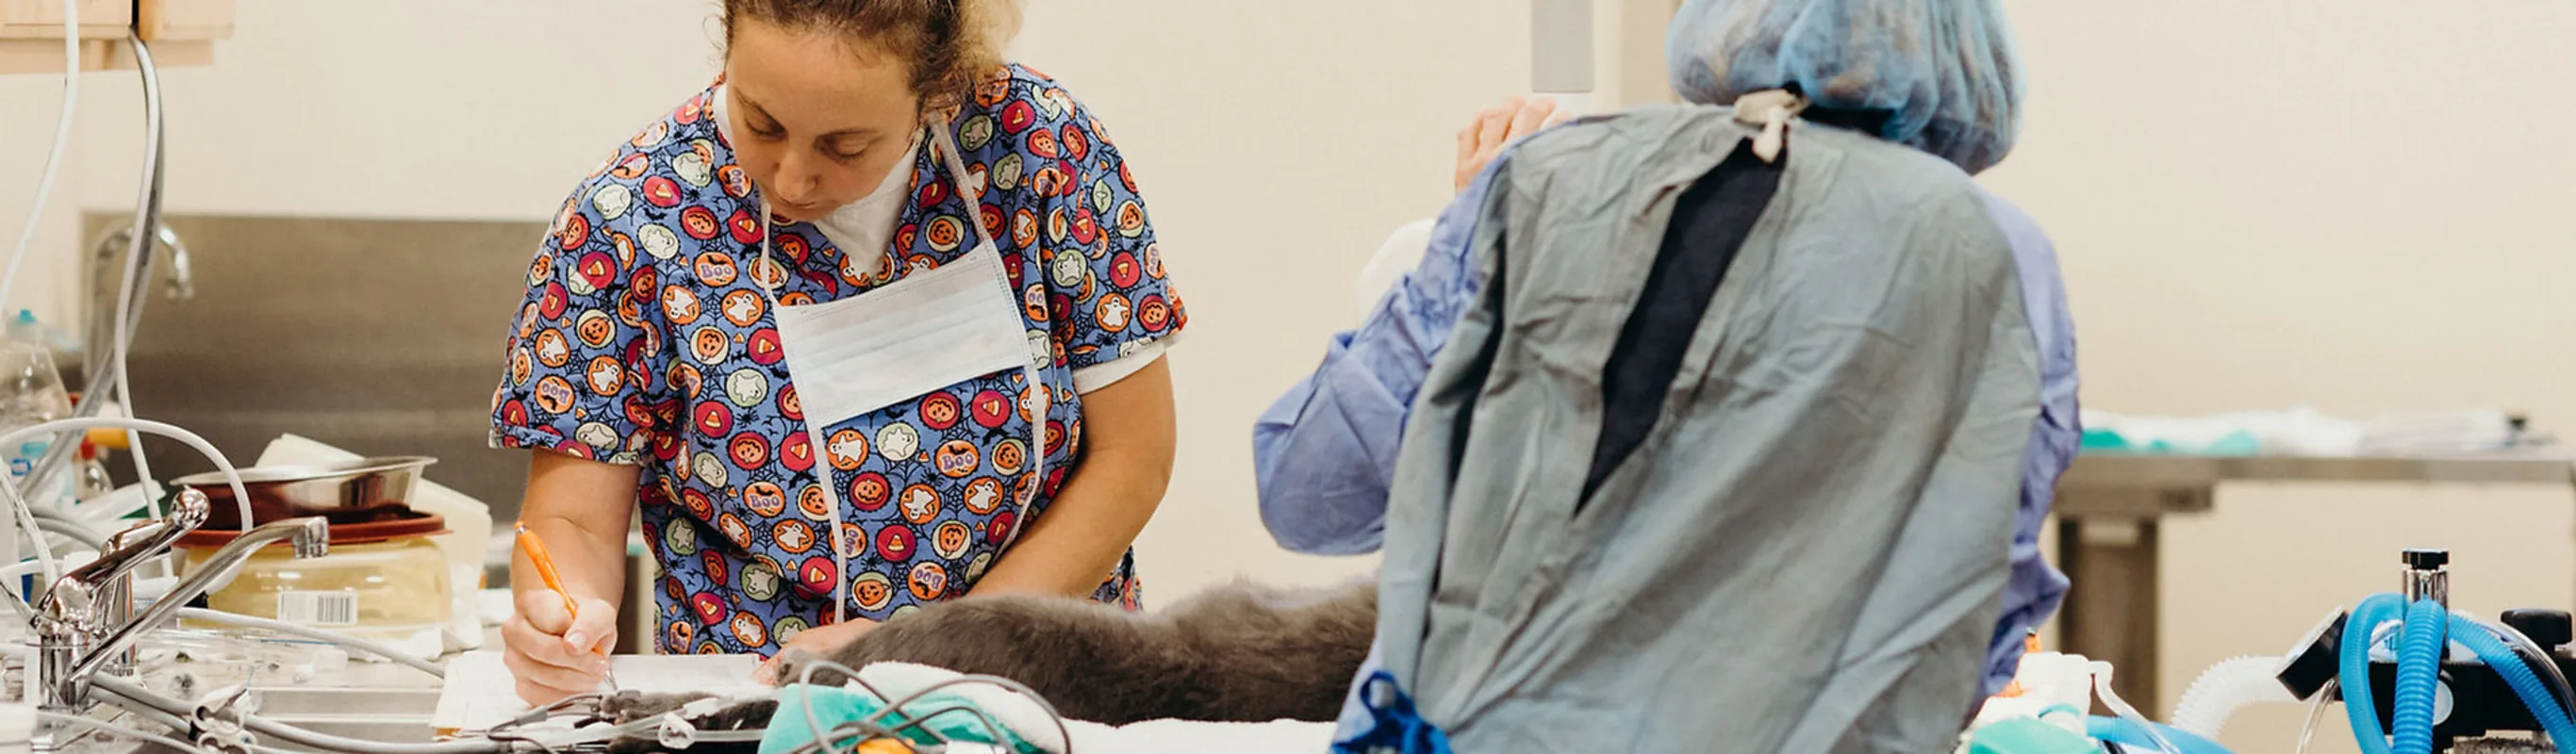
xmin=2052 ymin=452 xmax=2576 ymax=707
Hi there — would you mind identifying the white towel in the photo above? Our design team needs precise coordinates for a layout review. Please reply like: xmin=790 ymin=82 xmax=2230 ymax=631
xmin=1092 ymin=718 xmax=1337 ymax=754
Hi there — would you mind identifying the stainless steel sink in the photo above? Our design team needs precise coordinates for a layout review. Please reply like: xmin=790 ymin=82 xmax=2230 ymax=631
xmin=40 ymin=690 xmax=442 ymax=754
xmin=149 ymin=660 xmax=454 ymax=751
xmin=251 ymin=684 xmax=445 ymax=748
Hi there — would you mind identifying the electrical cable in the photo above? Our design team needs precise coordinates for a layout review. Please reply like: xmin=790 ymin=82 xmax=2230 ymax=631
xmin=101 ymin=687 xmax=195 ymax=733
xmin=34 ymin=709 xmax=204 ymax=753
xmin=785 ymin=653 xmax=1075 ymax=754
xmin=15 ymin=25 xmax=172 ymax=526
xmin=30 ymin=511 xmax=104 ymax=549
xmin=92 ymin=674 xmax=512 ymax=754
xmin=0 ymin=0 xmax=82 ymax=322
xmin=0 ymin=418 xmax=250 ymax=600
xmin=0 ymin=0 xmax=83 ymax=610
xmin=109 ymin=31 xmax=167 ymax=519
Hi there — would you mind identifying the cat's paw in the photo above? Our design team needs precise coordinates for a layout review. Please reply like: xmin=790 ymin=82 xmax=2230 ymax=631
xmin=769 ymin=649 xmax=860 ymax=689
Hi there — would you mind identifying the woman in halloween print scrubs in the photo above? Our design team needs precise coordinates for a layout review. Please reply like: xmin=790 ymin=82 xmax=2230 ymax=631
xmin=492 ymin=0 xmax=1183 ymax=704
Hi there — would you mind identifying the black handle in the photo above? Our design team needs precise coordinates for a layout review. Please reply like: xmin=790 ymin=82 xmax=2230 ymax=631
xmin=2502 ymin=609 xmax=2573 ymax=650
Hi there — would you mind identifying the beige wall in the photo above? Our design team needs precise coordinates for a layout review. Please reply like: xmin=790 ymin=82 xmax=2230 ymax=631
xmin=1014 ymin=0 xmax=1678 ymax=594
xmin=5 ymin=2 xmax=2576 ymax=747
xmin=0 ymin=0 xmax=1671 ymax=594
xmin=1992 ymin=1 xmax=2576 ymax=748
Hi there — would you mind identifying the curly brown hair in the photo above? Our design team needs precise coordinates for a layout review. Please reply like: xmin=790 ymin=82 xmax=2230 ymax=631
xmin=720 ymin=0 xmax=1025 ymax=112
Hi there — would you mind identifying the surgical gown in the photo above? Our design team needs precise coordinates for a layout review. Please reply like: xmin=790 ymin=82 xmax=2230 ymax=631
xmin=1336 ymin=106 xmax=2041 ymax=751
xmin=1257 ymin=108 xmax=2081 ymax=746
xmin=1252 ymin=139 xmax=2075 ymax=701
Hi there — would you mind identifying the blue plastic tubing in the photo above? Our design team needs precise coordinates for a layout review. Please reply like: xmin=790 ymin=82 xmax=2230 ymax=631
xmin=2339 ymin=594 xmax=2576 ymax=754
xmin=2338 ymin=594 xmax=2436 ymax=754
xmin=2447 ymin=613 xmax=2576 ymax=753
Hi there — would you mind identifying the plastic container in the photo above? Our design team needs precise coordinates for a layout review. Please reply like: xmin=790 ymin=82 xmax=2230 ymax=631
xmin=251 ymin=434 xmax=493 ymax=645
xmin=175 ymin=512 xmax=453 ymax=639
xmin=3 ymin=312 xmax=36 ymax=348
xmin=6 ymin=310 xmax=76 ymax=355
xmin=0 ymin=342 xmax=73 ymax=503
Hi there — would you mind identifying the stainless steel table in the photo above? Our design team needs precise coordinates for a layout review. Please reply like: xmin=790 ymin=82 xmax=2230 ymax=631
xmin=2052 ymin=453 xmax=2576 ymax=708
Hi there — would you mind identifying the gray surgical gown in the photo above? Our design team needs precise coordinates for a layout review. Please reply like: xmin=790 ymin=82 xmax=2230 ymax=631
xmin=1369 ymin=106 xmax=2041 ymax=753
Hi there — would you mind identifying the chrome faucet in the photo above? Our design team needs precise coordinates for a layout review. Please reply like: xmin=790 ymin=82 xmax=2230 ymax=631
xmin=83 ymin=223 xmax=192 ymax=379
xmin=33 ymin=491 xmax=326 ymax=712
xmin=89 ymin=223 xmax=194 ymax=307
xmin=69 ymin=492 xmax=206 ymax=682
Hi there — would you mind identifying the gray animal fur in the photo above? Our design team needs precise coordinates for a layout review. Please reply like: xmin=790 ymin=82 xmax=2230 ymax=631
xmin=603 ymin=578 xmax=1376 ymax=744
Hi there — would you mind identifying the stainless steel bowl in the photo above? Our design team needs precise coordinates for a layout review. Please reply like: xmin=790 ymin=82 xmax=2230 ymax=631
xmin=169 ymin=456 xmax=438 ymax=521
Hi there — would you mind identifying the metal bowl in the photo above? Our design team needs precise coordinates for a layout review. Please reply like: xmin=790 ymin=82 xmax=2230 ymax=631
xmin=170 ymin=456 xmax=438 ymax=526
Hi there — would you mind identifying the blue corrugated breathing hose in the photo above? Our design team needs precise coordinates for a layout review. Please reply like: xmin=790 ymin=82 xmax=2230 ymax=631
xmin=2335 ymin=594 xmax=2576 ymax=754
xmin=2341 ymin=594 xmax=2403 ymax=754
xmin=2390 ymin=598 xmax=2447 ymax=754
xmin=2339 ymin=594 xmax=2444 ymax=754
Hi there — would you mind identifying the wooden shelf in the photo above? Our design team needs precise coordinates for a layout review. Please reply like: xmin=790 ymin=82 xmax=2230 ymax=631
xmin=138 ymin=0 xmax=229 ymax=42
xmin=0 ymin=0 xmax=130 ymax=40
xmin=0 ymin=0 xmax=230 ymax=74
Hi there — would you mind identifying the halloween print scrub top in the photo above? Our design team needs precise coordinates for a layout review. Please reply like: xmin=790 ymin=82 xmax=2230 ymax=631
xmin=490 ymin=64 xmax=1185 ymax=656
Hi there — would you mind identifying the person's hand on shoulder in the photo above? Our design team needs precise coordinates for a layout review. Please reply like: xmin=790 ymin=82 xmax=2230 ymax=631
xmin=1455 ymin=95 xmax=1573 ymax=193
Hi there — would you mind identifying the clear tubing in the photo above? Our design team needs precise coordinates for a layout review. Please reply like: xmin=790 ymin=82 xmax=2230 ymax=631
xmin=2449 ymin=614 xmax=2576 ymax=753
xmin=2474 ymin=610 xmax=2576 ymax=724
xmin=2298 ymin=678 xmax=2339 ymax=754
xmin=2090 ymin=660 xmax=2180 ymax=754
xmin=173 ymin=608 xmax=444 ymax=679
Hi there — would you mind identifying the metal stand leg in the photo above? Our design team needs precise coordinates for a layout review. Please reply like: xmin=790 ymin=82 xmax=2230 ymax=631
xmin=2057 ymin=516 xmax=2160 ymax=713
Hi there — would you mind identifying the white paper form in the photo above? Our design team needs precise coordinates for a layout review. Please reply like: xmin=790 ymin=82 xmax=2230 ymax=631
xmin=432 ymin=650 xmax=766 ymax=732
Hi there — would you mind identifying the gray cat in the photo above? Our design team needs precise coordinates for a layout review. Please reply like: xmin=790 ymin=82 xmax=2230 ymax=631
xmin=599 ymin=578 xmax=1377 ymax=748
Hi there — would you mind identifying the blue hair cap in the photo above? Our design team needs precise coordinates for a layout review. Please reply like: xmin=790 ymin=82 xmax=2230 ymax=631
xmin=1666 ymin=0 xmax=2025 ymax=173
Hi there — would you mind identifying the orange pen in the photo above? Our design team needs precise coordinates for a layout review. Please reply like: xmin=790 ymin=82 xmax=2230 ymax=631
xmin=515 ymin=523 xmax=616 ymax=688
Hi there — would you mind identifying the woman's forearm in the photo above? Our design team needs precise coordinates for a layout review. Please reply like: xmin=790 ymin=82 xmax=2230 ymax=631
xmin=973 ymin=358 xmax=1176 ymax=598
xmin=972 ymin=445 xmax=1167 ymax=597
xmin=513 ymin=451 xmax=642 ymax=608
